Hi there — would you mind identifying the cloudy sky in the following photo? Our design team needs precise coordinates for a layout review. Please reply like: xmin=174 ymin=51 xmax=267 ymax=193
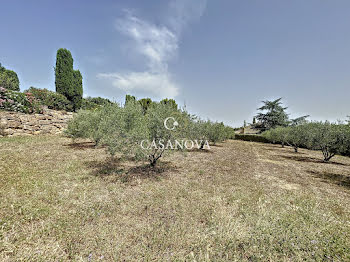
xmin=1 ymin=0 xmax=350 ymax=126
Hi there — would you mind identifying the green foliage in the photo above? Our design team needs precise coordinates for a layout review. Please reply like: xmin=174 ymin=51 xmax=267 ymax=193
xmin=65 ymin=110 xmax=96 ymax=141
xmin=142 ymin=102 xmax=184 ymax=165
xmin=25 ymin=87 xmax=73 ymax=111
xmin=138 ymin=98 xmax=153 ymax=114
xmin=66 ymin=99 xmax=233 ymax=166
xmin=125 ymin=94 xmax=136 ymax=105
xmin=235 ymin=134 xmax=270 ymax=143
xmin=0 ymin=64 xmax=20 ymax=91
xmin=256 ymin=98 xmax=289 ymax=130
xmin=263 ymin=122 xmax=350 ymax=161
xmin=55 ymin=48 xmax=83 ymax=111
xmin=71 ymin=70 xmax=83 ymax=111
xmin=160 ymin=98 xmax=178 ymax=111
xmin=0 ymin=87 xmax=42 ymax=113
xmin=55 ymin=48 xmax=74 ymax=96
xmin=285 ymin=125 xmax=308 ymax=152
xmin=81 ymin=96 xmax=113 ymax=110
xmin=207 ymin=121 xmax=227 ymax=144
xmin=304 ymin=122 xmax=350 ymax=161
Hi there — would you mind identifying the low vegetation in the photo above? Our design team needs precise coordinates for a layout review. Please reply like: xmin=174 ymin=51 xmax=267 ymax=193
xmin=65 ymin=97 xmax=235 ymax=167
xmin=0 ymin=87 xmax=42 ymax=113
xmin=1 ymin=135 xmax=350 ymax=261
xmin=263 ymin=122 xmax=350 ymax=162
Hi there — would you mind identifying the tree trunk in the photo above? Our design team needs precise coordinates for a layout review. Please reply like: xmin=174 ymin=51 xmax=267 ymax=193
xmin=294 ymin=146 xmax=298 ymax=153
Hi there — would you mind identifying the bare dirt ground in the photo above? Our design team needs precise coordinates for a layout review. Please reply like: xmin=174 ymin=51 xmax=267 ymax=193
xmin=0 ymin=136 xmax=349 ymax=261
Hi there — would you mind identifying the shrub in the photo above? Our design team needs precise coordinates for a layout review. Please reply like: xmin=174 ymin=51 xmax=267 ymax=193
xmin=206 ymin=121 xmax=227 ymax=144
xmin=0 ymin=69 xmax=20 ymax=91
xmin=25 ymin=87 xmax=73 ymax=111
xmin=81 ymin=96 xmax=113 ymax=110
xmin=65 ymin=110 xmax=99 ymax=142
xmin=0 ymin=87 xmax=42 ymax=113
xmin=186 ymin=119 xmax=211 ymax=149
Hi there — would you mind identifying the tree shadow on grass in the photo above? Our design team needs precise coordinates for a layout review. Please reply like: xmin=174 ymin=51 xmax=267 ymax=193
xmin=84 ymin=158 xmax=178 ymax=183
xmin=262 ymin=146 xmax=307 ymax=154
xmin=210 ymin=144 xmax=223 ymax=148
xmin=64 ymin=141 xmax=97 ymax=150
xmin=187 ymin=148 xmax=214 ymax=154
xmin=278 ymin=155 xmax=348 ymax=166
xmin=307 ymin=170 xmax=350 ymax=189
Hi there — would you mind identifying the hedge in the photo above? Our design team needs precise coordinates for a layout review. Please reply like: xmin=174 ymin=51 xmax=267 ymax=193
xmin=235 ymin=134 xmax=270 ymax=143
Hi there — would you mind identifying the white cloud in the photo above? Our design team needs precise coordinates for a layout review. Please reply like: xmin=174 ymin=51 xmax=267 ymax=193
xmin=97 ymin=71 xmax=179 ymax=98
xmin=98 ymin=0 xmax=206 ymax=99
xmin=116 ymin=14 xmax=177 ymax=72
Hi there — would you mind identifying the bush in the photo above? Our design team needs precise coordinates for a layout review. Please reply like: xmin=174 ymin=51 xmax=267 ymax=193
xmin=207 ymin=121 xmax=227 ymax=144
xmin=263 ymin=127 xmax=289 ymax=147
xmin=25 ymin=87 xmax=73 ymax=111
xmin=81 ymin=96 xmax=113 ymax=110
xmin=0 ymin=87 xmax=42 ymax=113
xmin=0 ymin=69 xmax=20 ymax=91
xmin=65 ymin=110 xmax=100 ymax=142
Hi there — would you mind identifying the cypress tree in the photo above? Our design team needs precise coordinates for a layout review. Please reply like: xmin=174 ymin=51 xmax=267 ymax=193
xmin=55 ymin=48 xmax=83 ymax=111
xmin=72 ymin=70 xmax=83 ymax=110
xmin=55 ymin=48 xmax=74 ymax=99
xmin=125 ymin=94 xmax=136 ymax=105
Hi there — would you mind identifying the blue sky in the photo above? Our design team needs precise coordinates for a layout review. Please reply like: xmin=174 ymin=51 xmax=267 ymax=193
xmin=1 ymin=0 xmax=350 ymax=126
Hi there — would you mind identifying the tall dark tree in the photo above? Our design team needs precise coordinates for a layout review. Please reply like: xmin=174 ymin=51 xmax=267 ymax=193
xmin=125 ymin=94 xmax=136 ymax=105
xmin=55 ymin=49 xmax=83 ymax=111
xmin=256 ymin=98 xmax=289 ymax=130
xmin=71 ymin=70 xmax=83 ymax=111
xmin=138 ymin=98 xmax=153 ymax=114
xmin=160 ymin=98 xmax=178 ymax=111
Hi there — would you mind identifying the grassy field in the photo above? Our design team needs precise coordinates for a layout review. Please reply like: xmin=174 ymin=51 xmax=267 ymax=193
xmin=0 ymin=135 xmax=350 ymax=261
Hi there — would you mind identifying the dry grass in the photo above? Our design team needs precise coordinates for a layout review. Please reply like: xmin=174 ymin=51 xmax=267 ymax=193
xmin=0 ymin=136 xmax=350 ymax=261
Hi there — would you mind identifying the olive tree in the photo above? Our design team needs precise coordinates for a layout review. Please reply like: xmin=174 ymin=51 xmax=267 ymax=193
xmin=305 ymin=122 xmax=350 ymax=162
xmin=285 ymin=125 xmax=308 ymax=153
